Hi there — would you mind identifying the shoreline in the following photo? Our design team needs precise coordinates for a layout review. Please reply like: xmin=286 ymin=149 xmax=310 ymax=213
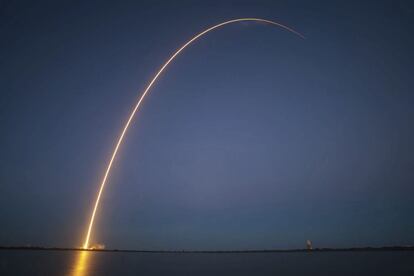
xmin=1 ymin=246 xmax=413 ymax=254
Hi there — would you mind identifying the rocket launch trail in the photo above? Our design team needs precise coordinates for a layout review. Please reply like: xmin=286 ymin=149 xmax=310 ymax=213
xmin=83 ymin=18 xmax=303 ymax=249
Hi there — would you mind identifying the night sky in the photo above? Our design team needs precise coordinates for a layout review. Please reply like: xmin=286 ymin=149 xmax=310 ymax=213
xmin=0 ymin=0 xmax=413 ymax=250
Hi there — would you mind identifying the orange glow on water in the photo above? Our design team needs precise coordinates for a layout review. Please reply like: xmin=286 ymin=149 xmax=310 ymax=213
xmin=69 ymin=251 xmax=91 ymax=276
xmin=82 ymin=18 xmax=303 ymax=249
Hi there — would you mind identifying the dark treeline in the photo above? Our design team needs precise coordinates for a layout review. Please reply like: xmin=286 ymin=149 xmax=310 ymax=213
xmin=1 ymin=245 xmax=413 ymax=253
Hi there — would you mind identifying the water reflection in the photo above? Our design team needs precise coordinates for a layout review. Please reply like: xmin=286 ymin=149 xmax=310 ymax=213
xmin=68 ymin=250 xmax=92 ymax=276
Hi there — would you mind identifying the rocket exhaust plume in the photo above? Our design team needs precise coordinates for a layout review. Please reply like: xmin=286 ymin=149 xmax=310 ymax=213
xmin=82 ymin=18 xmax=303 ymax=249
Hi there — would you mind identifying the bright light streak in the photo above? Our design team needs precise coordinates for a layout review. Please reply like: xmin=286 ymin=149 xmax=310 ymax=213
xmin=82 ymin=18 xmax=304 ymax=249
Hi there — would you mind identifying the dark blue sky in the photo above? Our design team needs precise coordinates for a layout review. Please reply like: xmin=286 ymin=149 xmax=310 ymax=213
xmin=0 ymin=0 xmax=413 ymax=250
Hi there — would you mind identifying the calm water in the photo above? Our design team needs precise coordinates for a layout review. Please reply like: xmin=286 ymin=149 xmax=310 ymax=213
xmin=0 ymin=250 xmax=413 ymax=275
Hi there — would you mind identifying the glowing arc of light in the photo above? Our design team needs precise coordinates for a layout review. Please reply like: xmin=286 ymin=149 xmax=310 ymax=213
xmin=83 ymin=18 xmax=304 ymax=249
